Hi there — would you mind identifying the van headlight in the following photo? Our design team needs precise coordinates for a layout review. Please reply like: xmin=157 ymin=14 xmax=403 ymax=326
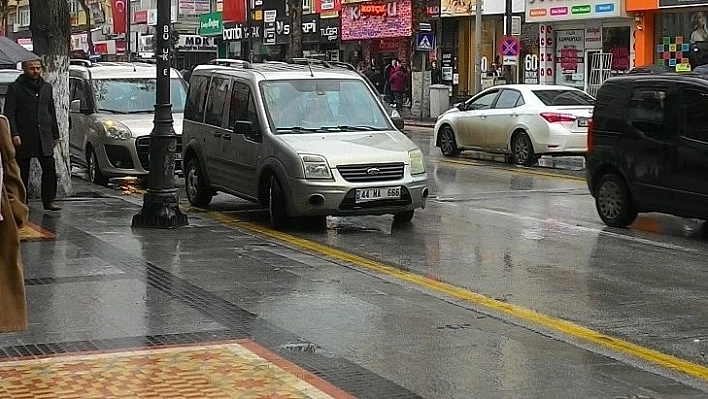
xmin=410 ymin=149 xmax=425 ymax=175
xmin=99 ymin=120 xmax=132 ymax=141
xmin=301 ymin=154 xmax=332 ymax=180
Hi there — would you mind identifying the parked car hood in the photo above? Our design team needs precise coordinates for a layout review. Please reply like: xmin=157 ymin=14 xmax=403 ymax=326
xmin=278 ymin=131 xmax=417 ymax=166
xmin=107 ymin=113 xmax=184 ymax=137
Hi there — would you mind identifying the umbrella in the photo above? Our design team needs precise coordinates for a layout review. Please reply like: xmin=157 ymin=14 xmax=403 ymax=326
xmin=0 ymin=36 xmax=38 ymax=66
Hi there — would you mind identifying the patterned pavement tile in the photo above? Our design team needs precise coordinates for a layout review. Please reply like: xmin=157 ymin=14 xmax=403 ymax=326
xmin=0 ymin=340 xmax=355 ymax=399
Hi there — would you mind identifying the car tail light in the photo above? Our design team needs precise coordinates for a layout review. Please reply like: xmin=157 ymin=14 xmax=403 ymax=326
xmin=586 ymin=118 xmax=595 ymax=154
xmin=540 ymin=112 xmax=577 ymax=123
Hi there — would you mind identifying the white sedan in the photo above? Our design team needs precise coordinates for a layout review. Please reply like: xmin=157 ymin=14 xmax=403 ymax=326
xmin=433 ymin=84 xmax=594 ymax=166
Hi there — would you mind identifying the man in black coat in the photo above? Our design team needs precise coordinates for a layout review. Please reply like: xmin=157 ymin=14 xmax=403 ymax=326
xmin=3 ymin=59 xmax=61 ymax=211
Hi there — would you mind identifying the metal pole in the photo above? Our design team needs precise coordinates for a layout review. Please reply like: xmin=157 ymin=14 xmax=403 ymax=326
xmin=420 ymin=52 xmax=425 ymax=120
xmin=132 ymin=0 xmax=189 ymax=229
xmin=246 ymin=0 xmax=254 ymax=62
xmin=126 ymin=1 xmax=131 ymax=61
xmin=505 ymin=0 xmax=513 ymax=83
xmin=474 ymin=0 xmax=482 ymax=94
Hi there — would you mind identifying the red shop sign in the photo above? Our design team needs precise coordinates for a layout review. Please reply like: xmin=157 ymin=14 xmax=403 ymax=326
xmin=360 ymin=3 xmax=387 ymax=16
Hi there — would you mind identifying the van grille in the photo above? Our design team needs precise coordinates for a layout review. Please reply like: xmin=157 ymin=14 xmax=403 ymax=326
xmin=337 ymin=163 xmax=404 ymax=182
xmin=135 ymin=136 xmax=183 ymax=171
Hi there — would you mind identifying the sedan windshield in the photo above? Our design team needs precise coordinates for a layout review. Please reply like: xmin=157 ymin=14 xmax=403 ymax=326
xmin=92 ymin=78 xmax=187 ymax=113
xmin=533 ymin=89 xmax=594 ymax=106
xmin=260 ymin=79 xmax=392 ymax=133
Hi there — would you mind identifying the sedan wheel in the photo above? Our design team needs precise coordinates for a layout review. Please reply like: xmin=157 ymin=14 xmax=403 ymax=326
xmin=439 ymin=126 xmax=460 ymax=157
xmin=512 ymin=132 xmax=537 ymax=166
xmin=595 ymin=174 xmax=637 ymax=228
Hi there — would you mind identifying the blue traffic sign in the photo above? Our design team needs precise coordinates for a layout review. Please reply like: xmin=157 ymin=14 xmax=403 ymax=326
xmin=415 ymin=32 xmax=436 ymax=52
xmin=499 ymin=36 xmax=520 ymax=57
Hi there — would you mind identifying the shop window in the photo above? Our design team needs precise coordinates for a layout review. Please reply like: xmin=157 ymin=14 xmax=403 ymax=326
xmin=602 ymin=27 xmax=630 ymax=73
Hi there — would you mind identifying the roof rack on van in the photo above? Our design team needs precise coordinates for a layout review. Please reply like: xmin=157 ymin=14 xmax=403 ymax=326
xmin=290 ymin=58 xmax=357 ymax=72
xmin=208 ymin=58 xmax=252 ymax=69
xmin=70 ymin=59 xmax=94 ymax=67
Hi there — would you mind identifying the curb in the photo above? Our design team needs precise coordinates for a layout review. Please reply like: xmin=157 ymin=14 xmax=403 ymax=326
xmin=403 ymin=119 xmax=436 ymax=128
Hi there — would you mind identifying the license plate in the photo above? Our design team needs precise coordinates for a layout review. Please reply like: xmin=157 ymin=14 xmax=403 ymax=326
xmin=355 ymin=186 xmax=401 ymax=203
xmin=577 ymin=118 xmax=588 ymax=127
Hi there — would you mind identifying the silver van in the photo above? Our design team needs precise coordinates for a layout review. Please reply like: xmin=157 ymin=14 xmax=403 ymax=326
xmin=181 ymin=59 xmax=428 ymax=228
xmin=68 ymin=61 xmax=187 ymax=184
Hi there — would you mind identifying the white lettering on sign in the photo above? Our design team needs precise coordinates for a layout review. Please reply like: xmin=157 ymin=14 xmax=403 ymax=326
xmin=302 ymin=21 xmax=317 ymax=33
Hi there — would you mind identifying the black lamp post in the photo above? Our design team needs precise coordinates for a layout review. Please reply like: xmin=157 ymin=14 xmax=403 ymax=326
xmin=131 ymin=0 xmax=189 ymax=229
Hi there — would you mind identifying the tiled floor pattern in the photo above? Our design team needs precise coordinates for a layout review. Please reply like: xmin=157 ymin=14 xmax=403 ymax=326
xmin=19 ymin=222 xmax=55 ymax=241
xmin=0 ymin=340 xmax=355 ymax=399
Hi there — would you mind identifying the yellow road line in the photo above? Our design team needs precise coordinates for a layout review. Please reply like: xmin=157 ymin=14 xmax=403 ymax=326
xmin=198 ymin=209 xmax=708 ymax=382
xmin=437 ymin=158 xmax=586 ymax=181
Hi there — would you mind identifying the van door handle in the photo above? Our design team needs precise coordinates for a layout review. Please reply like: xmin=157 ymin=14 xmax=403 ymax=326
xmin=223 ymin=134 xmax=231 ymax=141
xmin=212 ymin=131 xmax=221 ymax=138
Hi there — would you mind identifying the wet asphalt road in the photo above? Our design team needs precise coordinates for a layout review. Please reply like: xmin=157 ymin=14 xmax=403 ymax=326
xmin=191 ymin=125 xmax=708 ymax=379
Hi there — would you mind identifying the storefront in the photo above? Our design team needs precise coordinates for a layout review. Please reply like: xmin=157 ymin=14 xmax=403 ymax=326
xmin=438 ymin=0 xmax=524 ymax=96
xmin=222 ymin=22 xmax=263 ymax=60
xmin=628 ymin=0 xmax=708 ymax=69
xmin=175 ymin=35 xmax=218 ymax=69
xmin=340 ymin=0 xmax=413 ymax=68
xmin=526 ymin=0 xmax=632 ymax=91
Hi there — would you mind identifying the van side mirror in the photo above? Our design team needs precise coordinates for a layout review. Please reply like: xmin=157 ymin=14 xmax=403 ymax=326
xmin=456 ymin=102 xmax=465 ymax=111
xmin=70 ymin=99 xmax=81 ymax=113
xmin=233 ymin=120 xmax=253 ymax=134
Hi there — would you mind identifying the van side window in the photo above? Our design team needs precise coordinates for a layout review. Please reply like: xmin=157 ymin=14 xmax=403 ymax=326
xmin=184 ymin=75 xmax=209 ymax=122
xmin=229 ymin=81 xmax=249 ymax=129
xmin=71 ymin=78 xmax=89 ymax=111
xmin=204 ymin=77 xmax=230 ymax=127
xmin=681 ymin=90 xmax=708 ymax=143
xmin=628 ymin=89 xmax=665 ymax=124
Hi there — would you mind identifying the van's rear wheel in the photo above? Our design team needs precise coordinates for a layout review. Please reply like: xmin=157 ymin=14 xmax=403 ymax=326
xmin=595 ymin=174 xmax=637 ymax=227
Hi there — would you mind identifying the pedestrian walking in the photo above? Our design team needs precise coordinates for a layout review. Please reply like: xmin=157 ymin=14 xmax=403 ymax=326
xmin=389 ymin=60 xmax=407 ymax=110
xmin=0 ymin=114 xmax=29 ymax=333
xmin=3 ymin=59 xmax=61 ymax=211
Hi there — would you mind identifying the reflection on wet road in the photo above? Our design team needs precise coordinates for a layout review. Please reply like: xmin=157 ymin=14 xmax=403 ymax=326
xmin=194 ymin=126 xmax=708 ymax=384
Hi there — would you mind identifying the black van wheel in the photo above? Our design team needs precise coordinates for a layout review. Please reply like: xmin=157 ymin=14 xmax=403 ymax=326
xmin=185 ymin=158 xmax=213 ymax=207
xmin=595 ymin=174 xmax=637 ymax=228
xmin=439 ymin=126 xmax=460 ymax=157
xmin=269 ymin=176 xmax=288 ymax=229
xmin=512 ymin=132 xmax=537 ymax=166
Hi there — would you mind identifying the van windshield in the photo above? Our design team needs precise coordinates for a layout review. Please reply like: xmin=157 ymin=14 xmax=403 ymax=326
xmin=260 ymin=79 xmax=392 ymax=133
xmin=93 ymin=78 xmax=188 ymax=113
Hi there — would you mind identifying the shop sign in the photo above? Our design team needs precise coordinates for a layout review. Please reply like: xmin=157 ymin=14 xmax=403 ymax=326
xmin=148 ymin=7 xmax=178 ymax=26
xmin=17 ymin=38 xmax=33 ymax=51
xmin=320 ymin=21 xmax=339 ymax=42
xmin=179 ymin=0 xmax=210 ymax=16
xmin=526 ymin=0 xmax=622 ymax=22
xmin=134 ymin=10 xmax=148 ymax=24
xmin=177 ymin=35 xmax=218 ymax=51
xmin=265 ymin=16 xmax=322 ymax=45
xmin=341 ymin=0 xmax=412 ymax=40
xmin=222 ymin=24 xmax=262 ymax=41
xmin=555 ymin=29 xmax=585 ymax=90
xmin=524 ymin=53 xmax=539 ymax=84
xmin=659 ymin=0 xmax=708 ymax=7
xmin=199 ymin=12 xmax=223 ymax=36
xmin=442 ymin=0 xmax=523 ymax=17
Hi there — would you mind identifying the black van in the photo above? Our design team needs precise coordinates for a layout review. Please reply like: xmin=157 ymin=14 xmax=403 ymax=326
xmin=586 ymin=73 xmax=708 ymax=227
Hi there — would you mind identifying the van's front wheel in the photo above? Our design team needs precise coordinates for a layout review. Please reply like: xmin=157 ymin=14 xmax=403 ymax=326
xmin=269 ymin=176 xmax=288 ymax=229
xmin=185 ymin=158 xmax=213 ymax=207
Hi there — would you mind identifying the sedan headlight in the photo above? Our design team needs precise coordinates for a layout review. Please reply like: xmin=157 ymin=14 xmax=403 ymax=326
xmin=301 ymin=154 xmax=332 ymax=180
xmin=409 ymin=149 xmax=425 ymax=175
xmin=99 ymin=120 xmax=132 ymax=141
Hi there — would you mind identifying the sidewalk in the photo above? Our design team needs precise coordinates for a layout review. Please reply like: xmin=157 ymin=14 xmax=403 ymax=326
xmin=399 ymin=106 xmax=437 ymax=128
xmin=4 ymin=178 xmax=419 ymax=398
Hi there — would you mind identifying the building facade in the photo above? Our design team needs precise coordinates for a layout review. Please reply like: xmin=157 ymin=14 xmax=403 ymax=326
xmin=526 ymin=0 xmax=633 ymax=92
xmin=627 ymin=0 xmax=708 ymax=70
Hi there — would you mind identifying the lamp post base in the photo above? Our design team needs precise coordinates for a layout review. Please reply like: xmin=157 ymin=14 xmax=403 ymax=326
xmin=131 ymin=190 xmax=188 ymax=229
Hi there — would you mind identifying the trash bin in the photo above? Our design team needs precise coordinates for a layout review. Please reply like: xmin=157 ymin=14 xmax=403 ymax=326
xmin=429 ymin=84 xmax=451 ymax=119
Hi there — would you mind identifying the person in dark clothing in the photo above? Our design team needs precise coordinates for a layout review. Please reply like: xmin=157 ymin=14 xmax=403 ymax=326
xmin=431 ymin=60 xmax=442 ymax=84
xmin=364 ymin=60 xmax=384 ymax=94
xmin=3 ymin=59 xmax=61 ymax=211
xmin=389 ymin=62 xmax=407 ymax=110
